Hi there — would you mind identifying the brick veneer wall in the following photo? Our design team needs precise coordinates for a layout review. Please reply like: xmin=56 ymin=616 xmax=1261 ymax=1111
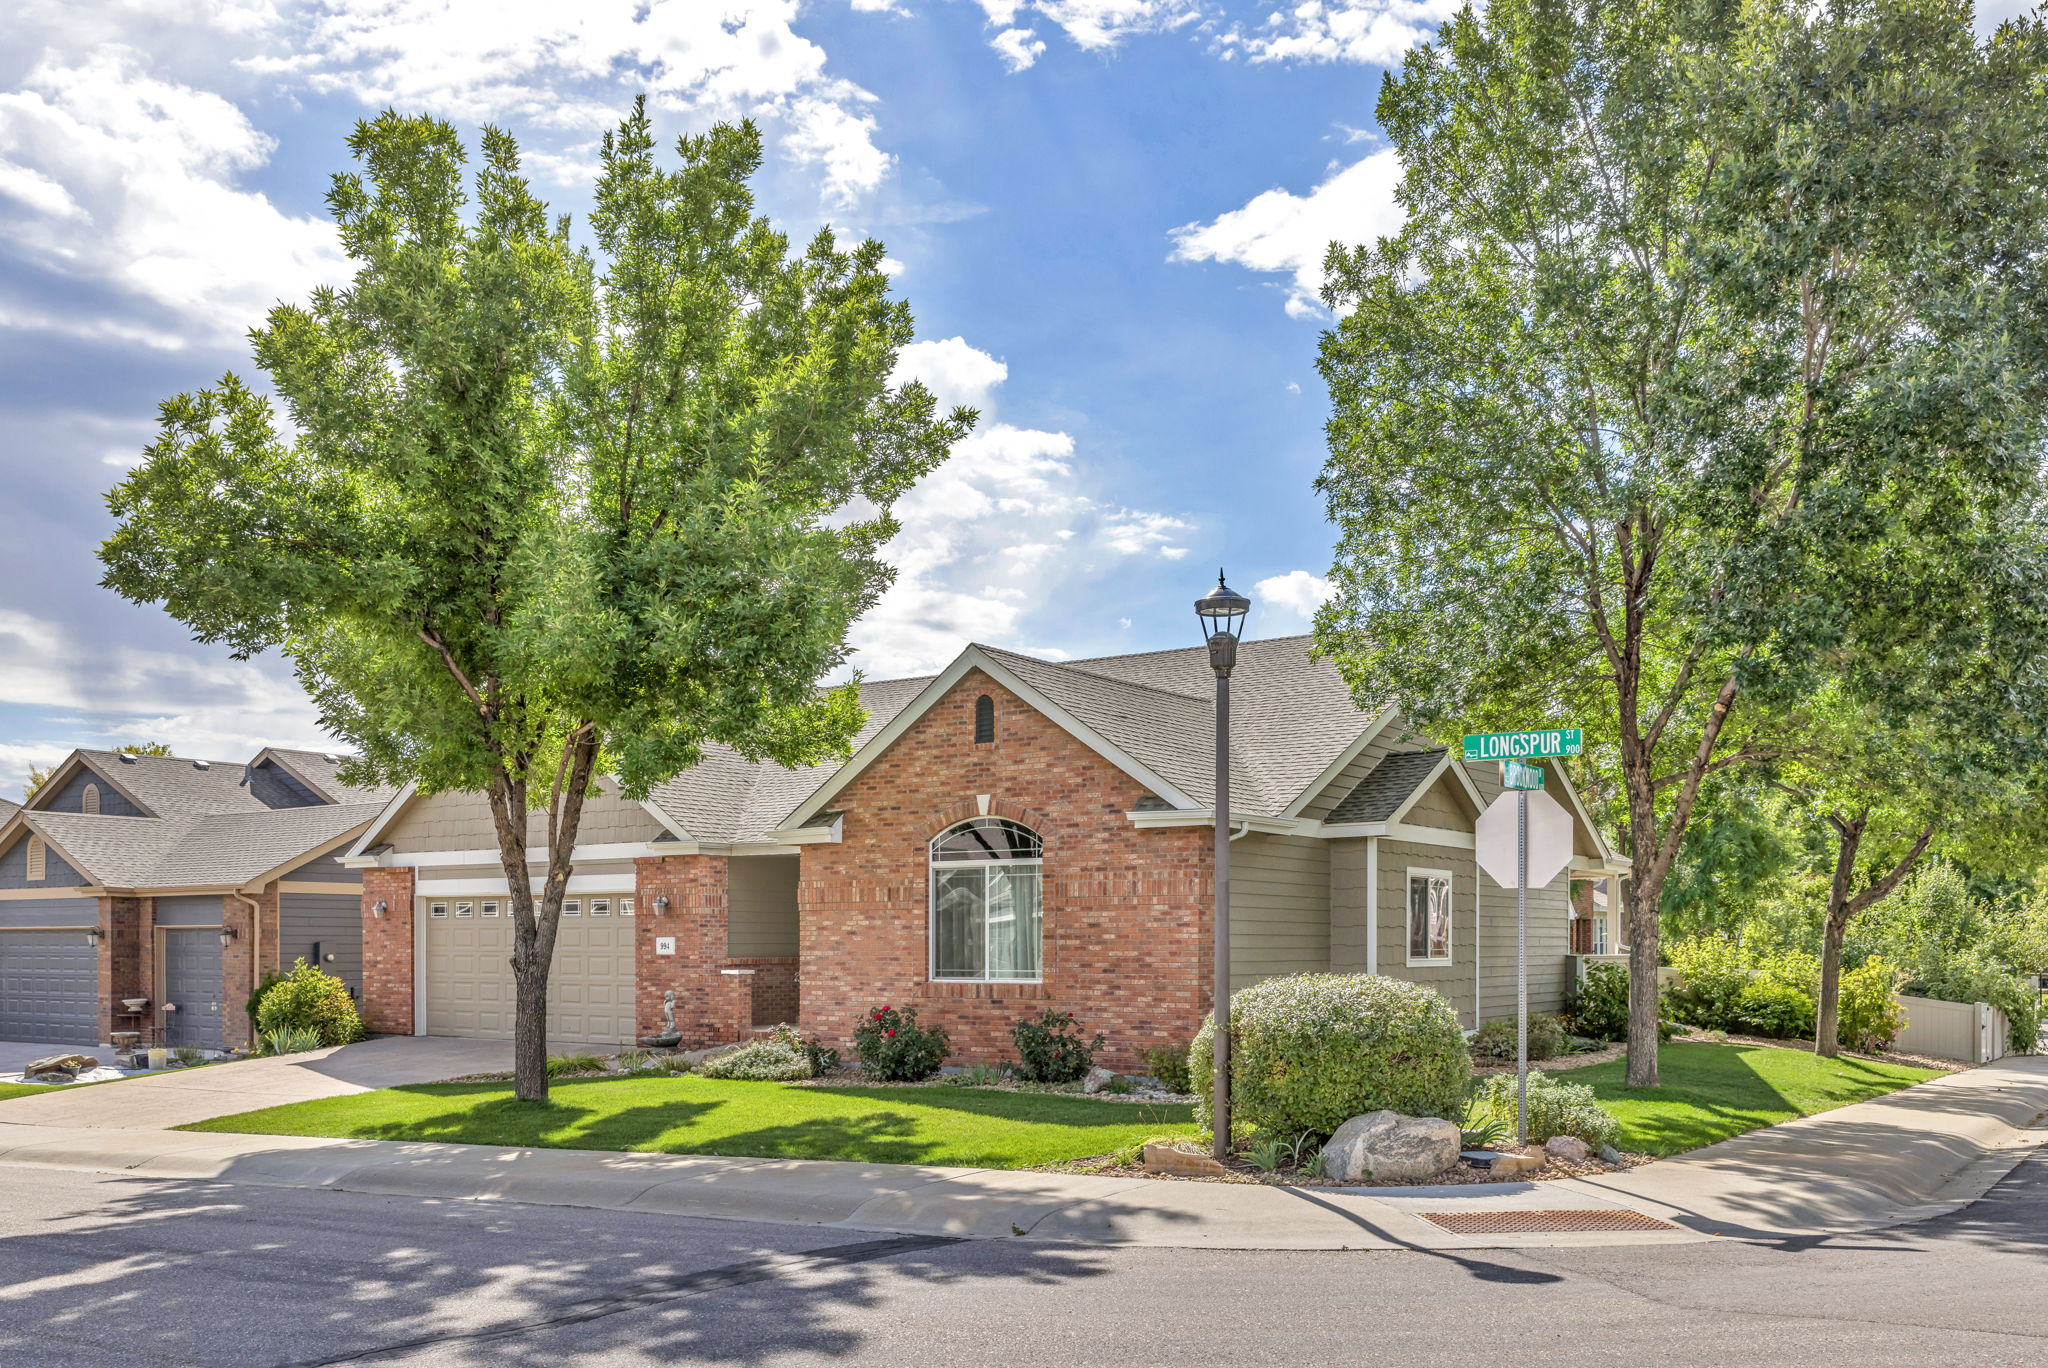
xmin=360 ymin=867 xmax=416 ymax=1035
xmin=636 ymin=854 xmax=750 ymax=1048
xmin=798 ymin=670 xmax=1213 ymax=1071
xmin=218 ymin=889 xmax=278 ymax=1050
xmin=98 ymin=896 xmax=143 ymax=1045
xmin=730 ymin=956 xmax=799 ymax=1026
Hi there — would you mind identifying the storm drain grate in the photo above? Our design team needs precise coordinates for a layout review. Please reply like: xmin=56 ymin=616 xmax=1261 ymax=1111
xmin=1417 ymin=1209 xmax=1678 ymax=1234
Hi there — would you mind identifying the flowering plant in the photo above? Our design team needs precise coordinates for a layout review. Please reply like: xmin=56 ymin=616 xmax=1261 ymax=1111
xmin=852 ymin=1004 xmax=949 ymax=1081
xmin=1011 ymin=1008 xmax=1105 ymax=1084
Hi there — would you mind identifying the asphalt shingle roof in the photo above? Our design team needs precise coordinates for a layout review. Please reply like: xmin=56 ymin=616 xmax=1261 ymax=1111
xmin=256 ymin=749 xmax=402 ymax=805
xmin=636 ymin=634 xmax=1386 ymax=840
xmin=27 ymin=803 xmax=382 ymax=891
xmin=76 ymin=751 xmax=270 ymax=816
xmin=1326 ymin=749 xmax=1446 ymax=823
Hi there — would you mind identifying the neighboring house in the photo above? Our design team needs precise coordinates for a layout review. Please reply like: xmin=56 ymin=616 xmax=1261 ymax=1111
xmin=346 ymin=636 xmax=1629 ymax=1068
xmin=0 ymin=748 xmax=393 ymax=1049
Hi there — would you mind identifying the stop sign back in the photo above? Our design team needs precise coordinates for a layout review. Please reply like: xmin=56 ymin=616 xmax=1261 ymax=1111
xmin=1475 ymin=787 xmax=1574 ymax=889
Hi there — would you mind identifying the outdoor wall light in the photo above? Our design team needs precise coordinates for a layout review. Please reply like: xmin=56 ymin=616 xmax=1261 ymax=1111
xmin=83 ymin=927 xmax=102 ymax=949
xmin=218 ymin=927 xmax=238 ymax=949
xmin=652 ymin=896 xmax=671 ymax=915
xmin=371 ymin=900 xmax=389 ymax=919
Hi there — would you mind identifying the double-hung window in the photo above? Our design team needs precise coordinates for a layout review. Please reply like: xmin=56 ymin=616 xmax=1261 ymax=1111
xmin=1406 ymin=869 xmax=1453 ymax=965
xmin=930 ymin=817 xmax=1043 ymax=982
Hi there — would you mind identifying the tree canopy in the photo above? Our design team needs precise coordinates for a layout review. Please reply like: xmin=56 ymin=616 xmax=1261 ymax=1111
xmin=100 ymin=102 xmax=970 ymax=1097
xmin=1314 ymin=0 xmax=2048 ymax=1083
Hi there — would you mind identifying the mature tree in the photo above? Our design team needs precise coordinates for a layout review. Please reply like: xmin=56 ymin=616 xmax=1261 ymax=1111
xmin=101 ymin=103 xmax=969 ymax=1100
xmin=1314 ymin=0 xmax=2048 ymax=1082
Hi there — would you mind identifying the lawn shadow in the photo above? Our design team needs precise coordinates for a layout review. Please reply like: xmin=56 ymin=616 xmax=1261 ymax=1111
xmin=798 ymin=1083 xmax=1196 ymax=1130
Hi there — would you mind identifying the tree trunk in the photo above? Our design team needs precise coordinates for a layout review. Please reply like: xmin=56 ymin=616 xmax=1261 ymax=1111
xmin=1814 ymin=818 xmax=1862 ymax=1060
xmin=1624 ymin=876 xmax=1662 ymax=1086
xmin=511 ymin=947 xmax=552 ymax=1100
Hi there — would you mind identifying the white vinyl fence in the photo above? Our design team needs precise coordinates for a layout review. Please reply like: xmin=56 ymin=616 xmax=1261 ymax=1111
xmin=1893 ymin=993 xmax=2010 ymax=1065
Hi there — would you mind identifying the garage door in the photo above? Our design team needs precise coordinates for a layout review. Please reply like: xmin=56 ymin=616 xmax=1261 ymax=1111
xmin=422 ymin=897 xmax=635 ymax=1045
xmin=162 ymin=929 xmax=225 ymax=1051
xmin=0 ymin=931 xmax=97 ymax=1045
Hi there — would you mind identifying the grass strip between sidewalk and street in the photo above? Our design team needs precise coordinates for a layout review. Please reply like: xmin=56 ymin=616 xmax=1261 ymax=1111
xmin=178 ymin=1075 xmax=1199 ymax=1169
xmin=1571 ymin=1041 xmax=1947 ymax=1156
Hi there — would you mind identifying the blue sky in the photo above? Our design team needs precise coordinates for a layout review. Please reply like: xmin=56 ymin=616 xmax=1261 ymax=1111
xmin=2 ymin=1 xmax=2020 ymax=799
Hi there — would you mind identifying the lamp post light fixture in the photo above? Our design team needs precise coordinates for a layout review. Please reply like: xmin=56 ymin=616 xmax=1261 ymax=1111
xmin=1194 ymin=569 xmax=1251 ymax=1162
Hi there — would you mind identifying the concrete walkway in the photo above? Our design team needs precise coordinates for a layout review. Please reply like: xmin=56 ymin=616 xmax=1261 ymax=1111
xmin=0 ymin=1043 xmax=2039 ymax=1250
xmin=0 ymin=1036 xmax=511 ymax=1130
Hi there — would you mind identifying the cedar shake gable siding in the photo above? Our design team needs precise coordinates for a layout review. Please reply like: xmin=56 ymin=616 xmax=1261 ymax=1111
xmin=797 ymin=670 xmax=1212 ymax=1071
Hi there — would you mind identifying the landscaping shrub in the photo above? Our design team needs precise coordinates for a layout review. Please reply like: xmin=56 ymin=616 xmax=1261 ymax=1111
xmin=1189 ymin=973 xmax=1470 ymax=1136
xmin=1142 ymin=1039 xmax=1193 ymax=1094
xmin=1836 ymin=957 xmax=1906 ymax=1052
xmin=260 ymin=1025 xmax=324 ymax=1056
xmin=1011 ymin=1009 xmax=1105 ymax=1084
xmin=545 ymin=1052 xmax=607 ymax=1077
xmin=775 ymin=1025 xmax=840 ymax=1075
xmin=1470 ymin=1013 xmax=1567 ymax=1061
xmin=1662 ymin=937 xmax=1753 ymax=1031
xmin=853 ymin=1004 xmax=950 ymax=1082
xmin=1563 ymin=962 xmax=1631 ymax=1042
xmin=1733 ymin=979 xmax=1816 ymax=1040
xmin=245 ymin=969 xmax=284 ymax=1037
xmin=1916 ymin=949 xmax=2044 ymax=1054
xmin=254 ymin=958 xmax=366 ymax=1048
xmin=1468 ymin=1070 xmax=1622 ymax=1149
xmin=697 ymin=1036 xmax=813 ymax=1081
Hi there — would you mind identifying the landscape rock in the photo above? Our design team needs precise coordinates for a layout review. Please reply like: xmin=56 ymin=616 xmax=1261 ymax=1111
xmin=1489 ymin=1148 xmax=1546 ymax=1177
xmin=1320 ymin=1110 xmax=1461 ymax=1184
xmin=1141 ymin=1143 xmax=1229 ymax=1177
xmin=1544 ymin=1135 xmax=1591 ymax=1163
xmin=23 ymin=1069 xmax=77 ymax=1084
xmin=24 ymin=1054 xmax=99 ymax=1075
xmin=1082 ymin=1067 xmax=1116 ymax=1095
xmin=1599 ymin=1144 xmax=1624 ymax=1164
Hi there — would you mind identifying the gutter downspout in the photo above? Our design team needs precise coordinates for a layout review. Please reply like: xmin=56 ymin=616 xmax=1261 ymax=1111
xmin=228 ymin=891 xmax=262 ymax=1025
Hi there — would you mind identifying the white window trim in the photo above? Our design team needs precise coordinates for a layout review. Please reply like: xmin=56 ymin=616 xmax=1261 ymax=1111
xmin=928 ymin=821 xmax=1045 ymax=985
xmin=1405 ymin=866 xmax=1454 ymax=967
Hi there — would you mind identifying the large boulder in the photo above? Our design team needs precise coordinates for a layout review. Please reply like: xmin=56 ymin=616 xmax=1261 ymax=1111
xmin=1320 ymin=1110 xmax=1461 ymax=1184
xmin=24 ymin=1054 xmax=98 ymax=1075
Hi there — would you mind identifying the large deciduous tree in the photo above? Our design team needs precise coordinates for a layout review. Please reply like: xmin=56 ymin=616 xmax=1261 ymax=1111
xmin=101 ymin=103 xmax=970 ymax=1100
xmin=1313 ymin=0 xmax=2048 ymax=1083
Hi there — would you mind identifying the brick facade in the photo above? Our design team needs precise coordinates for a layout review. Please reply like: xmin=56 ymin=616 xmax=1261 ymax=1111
xmin=97 ymin=896 xmax=143 ymax=1045
xmin=360 ymin=866 xmax=416 ymax=1035
xmin=635 ymin=854 xmax=751 ymax=1048
xmin=797 ymin=670 xmax=1213 ymax=1071
xmin=732 ymin=957 xmax=799 ymax=1027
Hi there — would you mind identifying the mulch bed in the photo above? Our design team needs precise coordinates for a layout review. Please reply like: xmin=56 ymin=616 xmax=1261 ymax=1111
xmin=1034 ymin=1145 xmax=1656 ymax=1188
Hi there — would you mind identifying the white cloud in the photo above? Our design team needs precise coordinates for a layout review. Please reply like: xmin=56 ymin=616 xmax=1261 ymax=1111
xmin=893 ymin=335 xmax=1010 ymax=411
xmin=0 ymin=46 xmax=349 ymax=348
xmin=991 ymin=28 xmax=1049 ymax=71
xmin=263 ymin=0 xmax=894 ymax=204
xmin=848 ymin=338 xmax=1196 ymax=677
xmin=1169 ymin=148 xmax=1404 ymax=317
xmin=0 ymin=610 xmax=337 ymax=797
xmin=1228 ymin=0 xmax=1458 ymax=66
xmin=1255 ymin=569 xmax=1336 ymax=621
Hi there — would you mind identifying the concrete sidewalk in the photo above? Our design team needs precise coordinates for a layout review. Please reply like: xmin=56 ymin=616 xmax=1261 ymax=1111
xmin=0 ymin=1054 xmax=2039 ymax=1251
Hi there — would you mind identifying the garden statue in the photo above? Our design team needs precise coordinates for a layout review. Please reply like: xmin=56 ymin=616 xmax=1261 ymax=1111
xmin=638 ymin=989 xmax=682 ymax=1048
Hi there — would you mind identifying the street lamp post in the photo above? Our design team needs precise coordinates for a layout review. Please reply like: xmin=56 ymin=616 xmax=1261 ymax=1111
xmin=1195 ymin=571 xmax=1250 ymax=1162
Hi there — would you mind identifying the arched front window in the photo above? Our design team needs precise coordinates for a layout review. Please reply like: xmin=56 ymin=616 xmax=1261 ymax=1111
xmin=930 ymin=817 xmax=1042 ymax=982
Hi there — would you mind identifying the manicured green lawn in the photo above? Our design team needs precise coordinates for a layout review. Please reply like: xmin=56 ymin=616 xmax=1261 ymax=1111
xmin=180 ymin=1077 xmax=1198 ymax=1169
xmin=1572 ymin=1041 xmax=1945 ymax=1155
xmin=0 ymin=1082 xmax=51 ymax=1103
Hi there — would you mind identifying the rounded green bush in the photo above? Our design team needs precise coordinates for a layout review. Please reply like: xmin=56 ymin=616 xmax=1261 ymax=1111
xmin=255 ymin=957 xmax=366 ymax=1049
xmin=1189 ymin=973 xmax=1471 ymax=1136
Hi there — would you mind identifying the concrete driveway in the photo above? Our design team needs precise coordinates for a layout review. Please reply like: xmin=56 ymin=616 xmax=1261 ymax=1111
xmin=0 ymin=1036 xmax=512 ymax=1131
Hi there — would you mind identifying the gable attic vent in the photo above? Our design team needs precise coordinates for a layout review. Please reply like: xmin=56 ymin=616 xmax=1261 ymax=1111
xmin=974 ymin=694 xmax=995 ymax=744
xmin=25 ymin=837 xmax=45 ymax=882
xmin=81 ymin=784 xmax=100 ymax=815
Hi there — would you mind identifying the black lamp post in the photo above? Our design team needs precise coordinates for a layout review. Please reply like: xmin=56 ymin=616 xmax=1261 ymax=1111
xmin=1194 ymin=570 xmax=1250 ymax=1161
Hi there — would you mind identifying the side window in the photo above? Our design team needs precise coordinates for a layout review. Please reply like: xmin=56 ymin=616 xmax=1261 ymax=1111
xmin=1406 ymin=870 xmax=1453 ymax=964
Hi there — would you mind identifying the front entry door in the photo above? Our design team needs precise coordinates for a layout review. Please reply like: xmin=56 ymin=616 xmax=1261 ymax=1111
xmin=161 ymin=929 xmax=225 ymax=1050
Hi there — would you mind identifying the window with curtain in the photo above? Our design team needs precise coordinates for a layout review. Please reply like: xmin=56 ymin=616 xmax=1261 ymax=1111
xmin=1407 ymin=869 xmax=1452 ymax=964
xmin=930 ymin=817 xmax=1042 ymax=981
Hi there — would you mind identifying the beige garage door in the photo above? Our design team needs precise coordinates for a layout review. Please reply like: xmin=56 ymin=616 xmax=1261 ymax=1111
xmin=422 ymin=896 xmax=636 ymax=1045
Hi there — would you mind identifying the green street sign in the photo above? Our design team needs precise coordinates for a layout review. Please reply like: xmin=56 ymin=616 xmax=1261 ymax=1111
xmin=1462 ymin=728 xmax=1584 ymax=763
xmin=1501 ymin=759 xmax=1546 ymax=790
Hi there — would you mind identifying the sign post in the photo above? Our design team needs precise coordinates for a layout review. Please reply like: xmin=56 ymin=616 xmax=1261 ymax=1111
xmin=1469 ymin=729 xmax=1582 ymax=1146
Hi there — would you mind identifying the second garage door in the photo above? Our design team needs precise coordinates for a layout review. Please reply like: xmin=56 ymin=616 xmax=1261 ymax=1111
xmin=0 ymin=931 xmax=98 ymax=1045
xmin=422 ymin=897 xmax=635 ymax=1045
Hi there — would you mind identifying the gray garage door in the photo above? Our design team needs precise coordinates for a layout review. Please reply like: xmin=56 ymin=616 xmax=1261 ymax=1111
xmin=162 ymin=929 xmax=225 ymax=1050
xmin=0 ymin=931 xmax=98 ymax=1045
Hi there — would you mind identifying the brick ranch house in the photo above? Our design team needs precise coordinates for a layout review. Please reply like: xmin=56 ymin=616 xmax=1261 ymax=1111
xmin=0 ymin=748 xmax=393 ymax=1050
xmin=341 ymin=636 xmax=1630 ymax=1071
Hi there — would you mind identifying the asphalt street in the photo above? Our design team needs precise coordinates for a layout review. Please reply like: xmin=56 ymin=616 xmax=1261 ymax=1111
xmin=0 ymin=1149 xmax=2044 ymax=1367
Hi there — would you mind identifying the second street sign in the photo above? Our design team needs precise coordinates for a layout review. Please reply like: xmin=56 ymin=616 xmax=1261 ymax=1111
xmin=1461 ymin=728 xmax=1584 ymax=763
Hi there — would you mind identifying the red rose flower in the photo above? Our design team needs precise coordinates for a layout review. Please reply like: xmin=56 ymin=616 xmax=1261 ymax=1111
xmin=886 ymin=1028 xmax=896 ymax=1037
